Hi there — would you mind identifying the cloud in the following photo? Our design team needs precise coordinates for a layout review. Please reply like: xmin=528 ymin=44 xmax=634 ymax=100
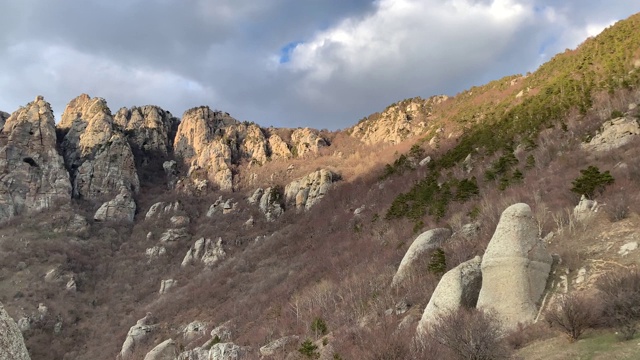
xmin=0 ymin=0 xmax=639 ymax=129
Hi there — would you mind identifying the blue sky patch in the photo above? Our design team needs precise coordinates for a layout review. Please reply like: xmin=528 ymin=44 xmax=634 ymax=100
xmin=279 ymin=41 xmax=302 ymax=64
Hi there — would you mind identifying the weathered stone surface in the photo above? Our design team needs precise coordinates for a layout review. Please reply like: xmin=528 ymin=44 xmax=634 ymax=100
xmin=260 ymin=335 xmax=299 ymax=356
xmin=249 ymin=187 xmax=284 ymax=221
xmin=267 ymin=133 xmax=292 ymax=160
xmin=476 ymin=203 xmax=553 ymax=329
xmin=391 ymin=228 xmax=452 ymax=286
xmin=0 ymin=301 xmax=31 ymax=360
xmin=144 ymin=339 xmax=178 ymax=360
xmin=159 ymin=279 xmax=177 ymax=294
xmin=241 ymin=124 xmax=268 ymax=165
xmin=163 ymin=160 xmax=179 ymax=189
xmin=573 ymin=195 xmax=598 ymax=222
xmin=119 ymin=313 xmax=157 ymax=360
xmin=290 ymin=128 xmax=327 ymax=157
xmin=159 ymin=228 xmax=190 ymax=243
xmin=0 ymin=110 xmax=9 ymax=129
xmin=182 ymin=237 xmax=226 ymax=267
xmin=350 ymin=96 xmax=448 ymax=144
xmin=583 ymin=116 xmax=640 ymax=152
xmin=182 ymin=321 xmax=208 ymax=342
xmin=58 ymin=94 xmax=139 ymax=199
xmin=284 ymin=169 xmax=339 ymax=210
xmin=114 ymin=106 xmax=179 ymax=165
xmin=209 ymin=343 xmax=249 ymax=360
xmin=174 ymin=107 xmax=237 ymax=191
xmin=0 ymin=96 xmax=71 ymax=222
xmin=94 ymin=187 xmax=136 ymax=222
xmin=145 ymin=201 xmax=181 ymax=219
xmin=145 ymin=246 xmax=167 ymax=261
xmin=417 ymin=256 xmax=482 ymax=333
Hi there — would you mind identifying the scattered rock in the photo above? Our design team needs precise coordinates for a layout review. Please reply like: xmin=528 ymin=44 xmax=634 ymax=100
xmin=419 ymin=156 xmax=431 ymax=166
xmin=0 ymin=96 xmax=71 ymax=222
xmin=210 ymin=322 xmax=234 ymax=342
xmin=476 ymin=203 xmax=553 ymax=330
xmin=575 ymin=267 xmax=587 ymax=284
xmin=354 ymin=205 xmax=365 ymax=215
xmin=144 ymin=339 xmax=179 ymax=360
xmin=182 ymin=238 xmax=226 ymax=267
xmin=119 ymin=313 xmax=157 ymax=360
xmin=391 ymin=228 xmax=452 ymax=286
xmin=159 ymin=279 xmax=178 ymax=294
xmin=260 ymin=335 xmax=299 ymax=357
xmin=182 ymin=321 xmax=208 ymax=342
xmin=208 ymin=343 xmax=250 ymax=360
xmin=145 ymin=246 xmax=167 ymax=261
xmin=583 ymin=115 xmax=640 ymax=152
xmin=573 ymin=195 xmax=598 ymax=222
xmin=170 ymin=215 xmax=190 ymax=227
xmin=94 ymin=187 xmax=136 ymax=222
xmin=284 ymin=169 xmax=339 ymax=210
xmin=0 ymin=302 xmax=31 ymax=360
xmin=618 ymin=241 xmax=638 ymax=256
xmin=160 ymin=228 xmax=190 ymax=243
xmin=417 ymin=256 xmax=482 ymax=333
xmin=145 ymin=201 xmax=181 ymax=219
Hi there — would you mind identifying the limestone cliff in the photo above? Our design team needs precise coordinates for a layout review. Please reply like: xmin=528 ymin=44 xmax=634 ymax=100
xmin=58 ymin=94 xmax=139 ymax=199
xmin=349 ymin=95 xmax=448 ymax=144
xmin=0 ymin=96 xmax=71 ymax=222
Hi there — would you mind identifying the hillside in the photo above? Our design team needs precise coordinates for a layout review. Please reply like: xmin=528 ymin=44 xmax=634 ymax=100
xmin=1 ymin=12 xmax=640 ymax=360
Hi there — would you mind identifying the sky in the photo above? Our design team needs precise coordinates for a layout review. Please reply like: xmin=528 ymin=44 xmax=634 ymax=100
xmin=1 ymin=1 xmax=639 ymax=130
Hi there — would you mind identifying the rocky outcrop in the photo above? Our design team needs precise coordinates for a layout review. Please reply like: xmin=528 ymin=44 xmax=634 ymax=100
xmin=260 ymin=335 xmax=299 ymax=357
xmin=290 ymin=128 xmax=327 ymax=157
xmin=181 ymin=237 xmax=226 ymax=267
xmin=240 ymin=124 xmax=268 ymax=165
xmin=93 ymin=187 xmax=136 ymax=222
xmin=114 ymin=106 xmax=179 ymax=165
xmin=476 ymin=203 xmax=553 ymax=329
xmin=0 ymin=302 xmax=31 ymax=360
xmin=416 ymin=256 xmax=482 ymax=333
xmin=573 ymin=195 xmax=599 ymax=222
xmin=159 ymin=279 xmax=177 ymax=294
xmin=350 ymin=95 xmax=448 ymax=144
xmin=583 ymin=116 xmax=640 ymax=152
xmin=391 ymin=228 xmax=452 ymax=286
xmin=206 ymin=196 xmax=236 ymax=217
xmin=145 ymin=201 xmax=181 ymax=220
xmin=248 ymin=187 xmax=284 ymax=221
xmin=0 ymin=110 xmax=9 ymax=129
xmin=177 ymin=343 xmax=249 ymax=360
xmin=144 ymin=339 xmax=178 ymax=360
xmin=119 ymin=313 xmax=157 ymax=360
xmin=58 ymin=94 xmax=139 ymax=199
xmin=266 ymin=133 xmax=292 ymax=160
xmin=0 ymin=96 xmax=71 ymax=222
xmin=182 ymin=321 xmax=208 ymax=342
xmin=284 ymin=169 xmax=339 ymax=210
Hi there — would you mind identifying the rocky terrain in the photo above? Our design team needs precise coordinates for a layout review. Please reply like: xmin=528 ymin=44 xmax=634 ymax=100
xmin=1 ymin=12 xmax=640 ymax=360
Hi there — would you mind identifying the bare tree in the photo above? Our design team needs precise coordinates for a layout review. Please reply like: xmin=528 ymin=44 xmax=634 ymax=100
xmin=597 ymin=268 xmax=640 ymax=340
xmin=545 ymin=292 xmax=599 ymax=341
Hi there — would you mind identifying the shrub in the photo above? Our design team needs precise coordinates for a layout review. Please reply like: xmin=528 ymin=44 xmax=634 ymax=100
xmin=299 ymin=339 xmax=320 ymax=359
xmin=428 ymin=248 xmax=447 ymax=277
xmin=570 ymin=166 xmax=614 ymax=198
xmin=310 ymin=317 xmax=328 ymax=337
xmin=428 ymin=308 xmax=511 ymax=360
xmin=596 ymin=269 xmax=640 ymax=340
xmin=545 ymin=292 xmax=599 ymax=341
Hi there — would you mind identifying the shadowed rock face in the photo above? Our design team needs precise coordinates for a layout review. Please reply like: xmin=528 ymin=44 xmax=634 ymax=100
xmin=0 ymin=301 xmax=31 ymax=360
xmin=0 ymin=96 xmax=71 ymax=222
xmin=416 ymin=256 xmax=482 ymax=333
xmin=284 ymin=169 xmax=339 ymax=210
xmin=58 ymin=94 xmax=139 ymax=200
xmin=476 ymin=203 xmax=553 ymax=330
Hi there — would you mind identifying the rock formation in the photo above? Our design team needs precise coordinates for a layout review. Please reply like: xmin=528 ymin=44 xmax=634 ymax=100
xmin=0 ymin=110 xmax=9 ymax=129
xmin=144 ymin=339 xmax=178 ymax=360
xmin=0 ymin=96 xmax=71 ymax=222
xmin=391 ymin=228 xmax=452 ymax=286
xmin=259 ymin=335 xmax=299 ymax=356
xmin=349 ymin=95 xmax=448 ymax=144
xmin=119 ymin=313 xmax=157 ymax=360
xmin=284 ymin=169 xmax=339 ymax=210
xmin=58 ymin=94 xmax=139 ymax=199
xmin=177 ymin=342 xmax=249 ymax=360
xmin=182 ymin=237 xmax=226 ymax=267
xmin=266 ymin=133 xmax=292 ymax=160
xmin=0 ymin=301 xmax=31 ymax=360
xmin=93 ymin=187 xmax=136 ymax=222
xmin=159 ymin=279 xmax=178 ymax=294
xmin=248 ymin=187 xmax=284 ymax=221
xmin=476 ymin=203 xmax=553 ymax=329
xmin=290 ymin=128 xmax=327 ymax=157
xmin=416 ymin=256 xmax=482 ymax=333
xmin=145 ymin=201 xmax=181 ymax=219
xmin=114 ymin=106 xmax=179 ymax=167
xmin=583 ymin=115 xmax=640 ymax=152
xmin=573 ymin=195 xmax=599 ymax=222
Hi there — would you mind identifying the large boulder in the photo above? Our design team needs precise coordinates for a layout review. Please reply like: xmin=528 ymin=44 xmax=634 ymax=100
xmin=476 ymin=203 xmax=553 ymax=329
xmin=181 ymin=237 xmax=226 ymax=267
xmin=266 ymin=133 xmax=292 ymax=160
xmin=249 ymin=187 xmax=284 ymax=221
xmin=58 ymin=94 xmax=139 ymax=199
xmin=0 ymin=302 xmax=31 ymax=360
xmin=284 ymin=169 xmax=339 ymax=210
xmin=119 ymin=313 xmax=157 ymax=360
xmin=93 ymin=187 xmax=136 ymax=222
xmin=391 ymin=228 xmax=452 ymax=286
xmin=573 ymin=195 xmax=599 ymax=222
xmin=0 ymin=96 xmax=71 ymax=222
xmin=290 ymin=128 xmax=327 ymax=157
xmin=416 ymin=256 xmax=482 ymax=333
xmin=144 ymin=339 xmax=178 ymax=360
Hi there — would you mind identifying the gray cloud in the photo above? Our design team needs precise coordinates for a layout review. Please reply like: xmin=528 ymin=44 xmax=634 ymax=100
xmin=0 ymin=0 xmax=638 ymax=129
